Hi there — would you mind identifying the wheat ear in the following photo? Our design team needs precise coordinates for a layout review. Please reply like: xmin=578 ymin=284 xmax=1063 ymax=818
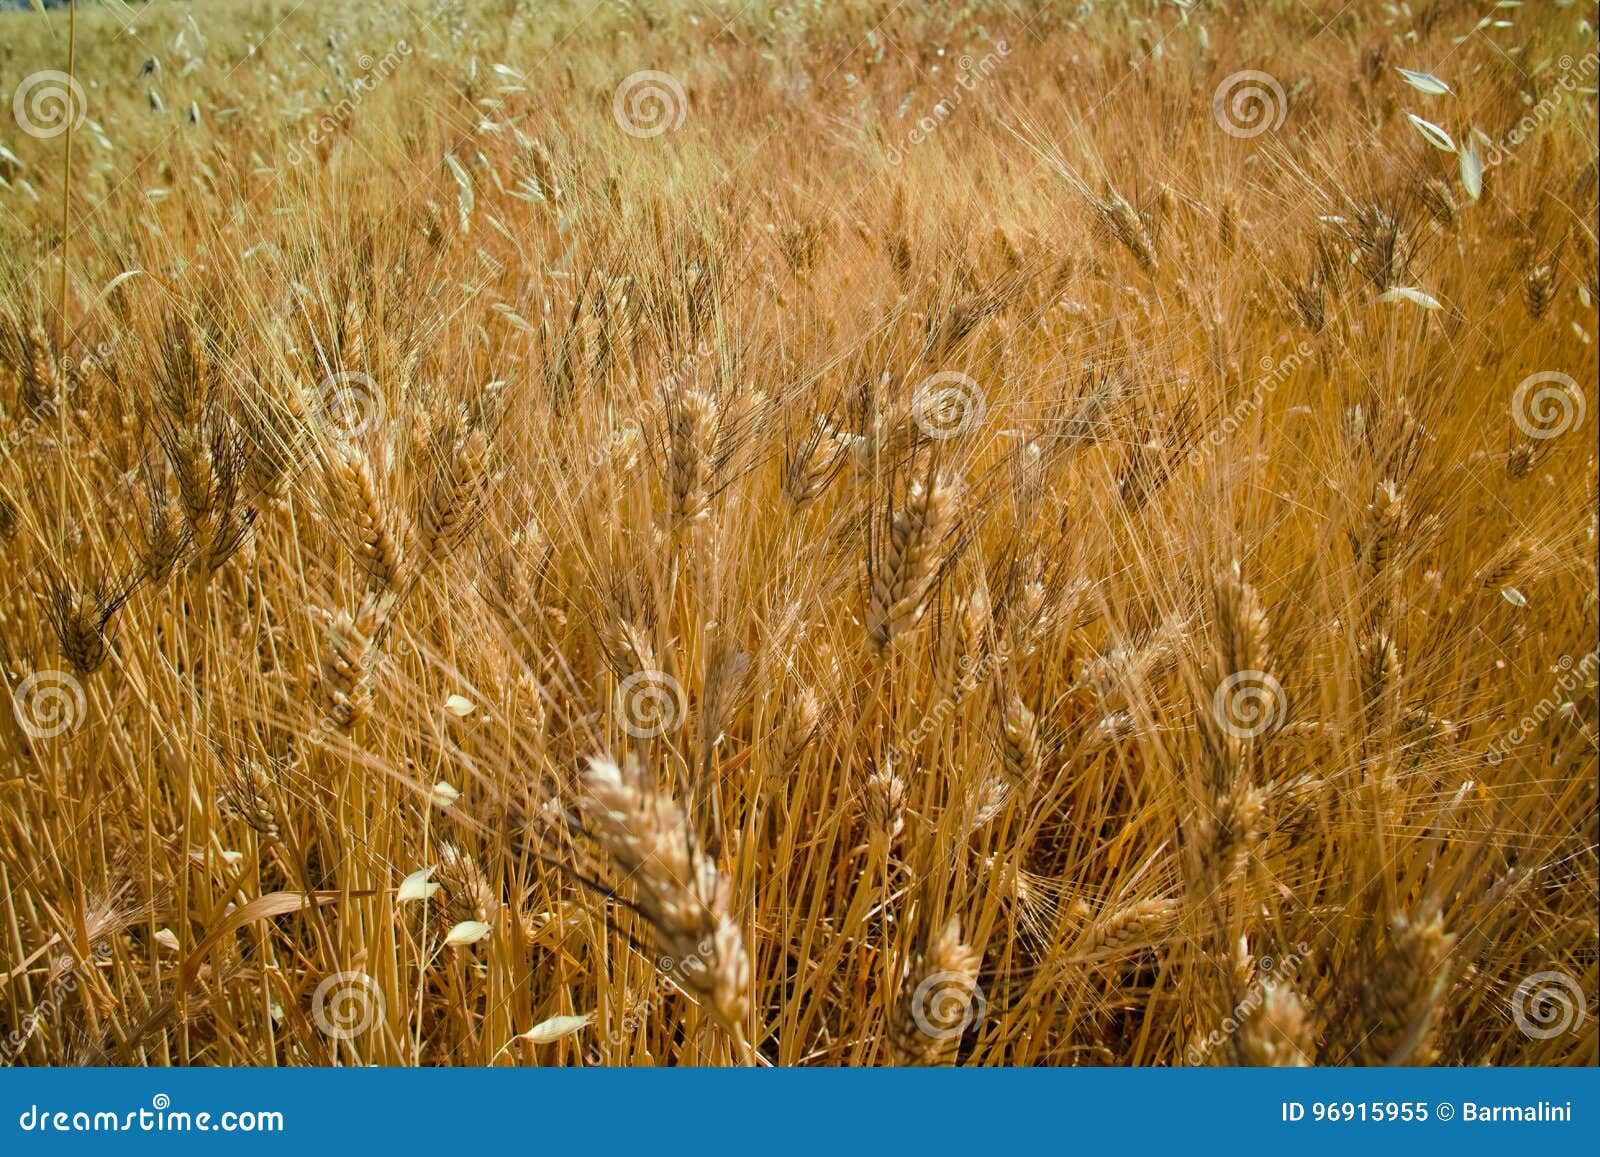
xmin=580 ymin=755 xmax=751 ymax=1041
xmin=867 ymin=476 xmax=956 ymax=654
xmin=890 ymin=916 xmax=983 ymax=1065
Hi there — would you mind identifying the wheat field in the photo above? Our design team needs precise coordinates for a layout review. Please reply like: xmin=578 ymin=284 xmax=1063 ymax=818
xmin=0 ymin=0 xmax=1595 ymax=1068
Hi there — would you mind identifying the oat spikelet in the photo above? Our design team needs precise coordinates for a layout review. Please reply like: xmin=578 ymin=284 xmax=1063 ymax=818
xmin=580 ymin=755 xmax=750 ymax=1036
xmin=890 ymin=916 xmax=982 ymax=1065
